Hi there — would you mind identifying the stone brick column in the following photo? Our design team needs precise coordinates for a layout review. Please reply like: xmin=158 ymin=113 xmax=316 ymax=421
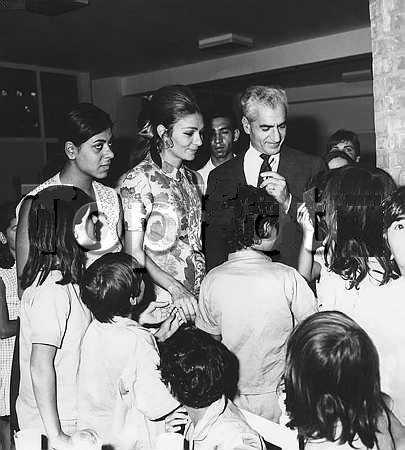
xmin=369 ymin=0 xmax=405 ymax=185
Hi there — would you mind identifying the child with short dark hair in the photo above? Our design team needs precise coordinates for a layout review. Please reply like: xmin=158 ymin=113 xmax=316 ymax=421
xmin=160 ymin=327 xmax=265 ymax=450
xmin=78 ymin=252 xmax=181 ymax=450
xmin=284 ymin=311 xmax=405 ymax=450
xmin=197 ymin=186 xmax=316 ymax=422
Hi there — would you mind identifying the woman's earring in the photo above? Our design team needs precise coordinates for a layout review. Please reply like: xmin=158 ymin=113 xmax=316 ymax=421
xmin=0 ymin=232 xmax=7 ymax=244
xmin=163 ymin=134 xmax=174 ymax=149
xmin=130 ymin=295 xmax=138 ymax=306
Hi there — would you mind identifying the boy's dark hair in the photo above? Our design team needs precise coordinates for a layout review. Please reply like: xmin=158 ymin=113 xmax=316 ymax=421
xmin=80 ymin=252 xmax=143 ymax=323
xmin=323 ymin=166 xmax=396 ymax=288
xmin=382 ymin=186 xmax=405 ymax=277
xmin=0 ymin=202 xmax=16 ymax=269
xmin=324 ymin=149 xmax=354 ymax=166
xmin=284 ymin=311 xmax=392 ymax=449
xmin=326 ymin=129 xmax=360 ymax=159
xmin=225 ymin=185 xmax=279 ymax=254
xmin=21 ymin=186 xmax=93 ymax=289
xmin=159 ymin=327 xmax=239 ymax=408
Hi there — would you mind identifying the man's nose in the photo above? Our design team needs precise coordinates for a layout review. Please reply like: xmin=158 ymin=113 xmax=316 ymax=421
xmin=213 ymin=132 xmax=223 ymax=144
xmin=270 ymin=127 xmax=281 ymax=142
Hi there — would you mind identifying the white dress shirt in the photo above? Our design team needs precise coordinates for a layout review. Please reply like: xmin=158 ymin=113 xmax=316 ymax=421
xmin=243 ymin=144 xmax=280 ymax=187
xmin=197 ymin=159 xmax=216 ymax=195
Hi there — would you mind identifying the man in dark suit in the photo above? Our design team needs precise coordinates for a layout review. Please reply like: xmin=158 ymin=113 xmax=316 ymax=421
xmin=204 ymin=85 xmax=326 ymax=271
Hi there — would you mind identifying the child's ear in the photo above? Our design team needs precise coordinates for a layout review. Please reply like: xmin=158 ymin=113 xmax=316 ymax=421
xmin=0 ymin=232 xmax=7 ymax=245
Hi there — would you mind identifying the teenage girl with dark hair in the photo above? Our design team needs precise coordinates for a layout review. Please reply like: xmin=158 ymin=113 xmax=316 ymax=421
xmin=16 ymin=103 xmax=122 ymax=294
xmin=0 ymin=202 xmax=18 ymax=450
xmin=118 ymin=85 xmax=205 ymax=322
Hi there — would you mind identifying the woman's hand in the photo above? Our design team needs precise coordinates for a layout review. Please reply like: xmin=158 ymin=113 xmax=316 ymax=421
xmin=138 ymin=301 xmax=174 ymax=326
xmin=167 ymin=282 xmax=198 ymax=322
xmin=154 ymin=309 xmax=185 ymax=342
xmin=165 ymin=407 xmax=189 ymax=433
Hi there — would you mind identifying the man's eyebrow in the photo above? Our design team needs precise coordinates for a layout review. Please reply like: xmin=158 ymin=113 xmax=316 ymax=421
xmin=260 ymin=121 xmax=286 ymax=127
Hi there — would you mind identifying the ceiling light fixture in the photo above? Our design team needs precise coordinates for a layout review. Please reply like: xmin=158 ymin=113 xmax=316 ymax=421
xmin=1 ymin=0 xmax=89 ymax=15
xmin=341 ymin=69 xmax=372 ymax=83
xmin=198 ymin=33 xmax=254 ymax=50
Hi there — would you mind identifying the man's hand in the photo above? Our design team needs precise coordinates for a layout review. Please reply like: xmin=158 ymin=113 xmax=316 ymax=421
xmin=138 ymin=301 xmax=174 ymax=326
xmin=167 ymin=282 xmax=199 ymax=322
xmin=259 ymin=171 xmax=290 ymax=211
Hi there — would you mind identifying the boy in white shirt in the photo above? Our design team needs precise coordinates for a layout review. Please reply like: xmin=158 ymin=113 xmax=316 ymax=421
xmin=160 ymin=327 xmax=264 ymax=450
xmin=78 ymin=252 xmax=182 ymax=450
xmin=197 ymin=186 xmax=317 ymax=422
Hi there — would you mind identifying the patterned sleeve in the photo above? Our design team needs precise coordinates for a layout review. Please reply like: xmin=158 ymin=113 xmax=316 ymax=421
xmin=119 ymin=169 xmax=153 ymax=232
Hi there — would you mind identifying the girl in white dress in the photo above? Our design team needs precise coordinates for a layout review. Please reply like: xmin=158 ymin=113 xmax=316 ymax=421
xmin=16 ymin=186 xmax=95 ymax=449
xmin=297 ymin=166 xmax=396 ymax=313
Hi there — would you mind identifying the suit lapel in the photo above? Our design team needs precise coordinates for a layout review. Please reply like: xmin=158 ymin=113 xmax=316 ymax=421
xmin=235 ymin=152 xmax=247 ymax=185
xmin=277 ymin=145 xmax=292 ymax=178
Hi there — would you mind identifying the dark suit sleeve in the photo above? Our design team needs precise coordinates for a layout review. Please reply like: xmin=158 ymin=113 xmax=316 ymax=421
xmin=203 ymin=170 xmax=230 ymax=272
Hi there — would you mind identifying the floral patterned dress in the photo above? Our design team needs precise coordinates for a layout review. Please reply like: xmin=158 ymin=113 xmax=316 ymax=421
xmin=119 ymin=153 xmax=205 ymax=302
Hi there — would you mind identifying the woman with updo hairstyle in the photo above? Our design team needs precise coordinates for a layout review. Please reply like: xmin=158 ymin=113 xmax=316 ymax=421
xmin=16 ymin=103 xmax=122 ymax=294
xmin=118 ymin=85 xmax=205 ymax=322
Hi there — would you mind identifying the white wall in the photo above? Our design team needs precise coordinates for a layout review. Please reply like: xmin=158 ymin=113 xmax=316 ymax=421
xmin=92 ymin=27 xmax=375 ymax=165
xmin=120 ymin=28 xmax=372 ymax=96
xmin=286 ymin=81 xmax=375 ymax=161
xmin=92 ymin=27 xmax=372 ymax=119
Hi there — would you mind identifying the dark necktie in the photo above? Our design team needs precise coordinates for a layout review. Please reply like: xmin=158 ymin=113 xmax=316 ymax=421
xmin=257 ymin=154 xmax=272 ymax=187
